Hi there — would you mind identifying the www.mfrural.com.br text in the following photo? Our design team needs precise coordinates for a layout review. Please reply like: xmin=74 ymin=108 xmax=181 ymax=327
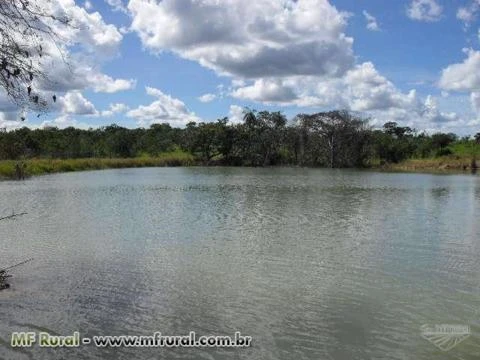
xmin=11 ymin=331 xmax=252 ymax=348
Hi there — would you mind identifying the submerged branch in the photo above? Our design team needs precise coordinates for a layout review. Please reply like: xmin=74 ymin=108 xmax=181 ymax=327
xmin=0 ymin=258 xmax=34 ymax=291
xmin=0 ymin=258 xmax=34 ymax=273
xmin=0 ymin=212 xmax=27 ymax=221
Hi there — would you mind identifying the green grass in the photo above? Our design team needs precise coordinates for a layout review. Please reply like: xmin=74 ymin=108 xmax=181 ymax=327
xmin=0 ymin=161 xmax=17 ymax=178
xmin=381 ymin=142 xmax=480 ymax=173
xmin=448 ymin=142 xmax=480 ymax=157
xmin=0 ymin=150 xmax=195 ymax=179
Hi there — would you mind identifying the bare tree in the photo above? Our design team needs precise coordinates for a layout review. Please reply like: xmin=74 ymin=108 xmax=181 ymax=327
xmin=0 ymin=0 xmax=69 ymax=116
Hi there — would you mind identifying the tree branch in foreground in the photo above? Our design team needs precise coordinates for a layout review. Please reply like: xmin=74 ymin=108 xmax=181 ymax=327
xmin=0 ymin=0 xmax=70 ymax=115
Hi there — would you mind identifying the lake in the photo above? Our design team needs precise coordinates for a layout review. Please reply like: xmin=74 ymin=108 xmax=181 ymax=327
xmin=0 ymin=167 xmax=479 ymax=359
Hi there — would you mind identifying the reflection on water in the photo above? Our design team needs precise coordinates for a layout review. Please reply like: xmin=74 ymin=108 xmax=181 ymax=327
xmin=0 ymin=167 xmax=479 ymax=359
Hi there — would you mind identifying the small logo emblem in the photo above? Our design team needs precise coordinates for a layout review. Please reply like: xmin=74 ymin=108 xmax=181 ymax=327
xmin=420 ymin=324 xmax=470 ymax=351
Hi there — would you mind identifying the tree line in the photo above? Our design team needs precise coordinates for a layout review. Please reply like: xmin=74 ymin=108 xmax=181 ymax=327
xmin=1 ymin=110 xmax=479 ymax=168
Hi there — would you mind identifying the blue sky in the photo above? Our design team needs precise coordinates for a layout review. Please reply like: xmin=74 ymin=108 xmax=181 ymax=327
xmin=1 ymin=0 xmax=480 ymax=134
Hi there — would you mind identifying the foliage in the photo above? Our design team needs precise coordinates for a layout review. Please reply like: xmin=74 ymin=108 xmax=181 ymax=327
xmin=474 ymin=132 xmax=480 ymax=145
xmin=0 ymin=110 xmax=479 ymax=175
xmin=296 ymin=111 xmax=371 ymax=167
xmin=0 ymin=151 xmax=194 ymax=179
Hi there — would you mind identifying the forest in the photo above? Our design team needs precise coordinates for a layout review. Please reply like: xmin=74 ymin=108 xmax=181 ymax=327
xmin=0 ymin=110 xmax=479 ymax=169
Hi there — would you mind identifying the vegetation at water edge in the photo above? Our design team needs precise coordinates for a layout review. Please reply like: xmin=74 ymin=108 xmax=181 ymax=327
xmin=0 ymin=110 xmax=479 ymax=178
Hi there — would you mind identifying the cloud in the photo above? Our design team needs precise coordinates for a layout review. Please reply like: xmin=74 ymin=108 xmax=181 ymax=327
xmin=422 ymin=95 xmax=459 ymax=123
xmin=101 ymin=103 xmax=129 ymax=117
xmin=0 ymin=92 xmax=25 ymax=126
xmin=439 ymin=48 xmax=480 ymax=91
xmin=456 ymin=0 xmax=480 ymax=26
xmin=127 ymin=87 xmax=201 ymax=127
xmin=407 ymin=0 xmax=443 ymax=22
xmin=128 ymin=0 xmax=421 ymax=118
xmin=89 ymin=74 xmax=136 ymax=93
xmin=41 ymin=114 xmax=93 ymax=129
xmin=231 ymin=62 xmax=419 ymax=111
xmin=0 ymin=0 xmax=134 ymax=128
xmin=365 ymin=97 xmax=465 ymax=134
xmin=110 ymin=103 xmax=129 ymax=113
xmin=363 ymin=10 xmax=380 ymax=31
xmin=45 ymin=0 xmax=123 ymax=58
xmin=122 ymin=0 xmax=473 ymax=133
xmin=471 ymin=92 xmax=480 ymax=113
xmin=58 ymin=91 xmax=97 ymax=115
xmin=20 ymin=0 xmax=135 ymax=103
xmin=198 ymin=93 xmax=217 ymax=103
xmin=437 ymin=47 xmax=480 ymax=125
xmin=36 ymin=60 xmax=136 ymax=94
xmin=128 ymin=0 xmax=354 ymax=79
xmin=0 ymin=89 xmax=97 ymax=130
xmin=343 ymin=63 xmax=419 ymax=111
xmin=105 ymin=0 xmax=128 ymax=13
xmin=228 ymin=105 xmax=245 ymax=124
xmin=231 ymin=79 xmax=298 ymax=104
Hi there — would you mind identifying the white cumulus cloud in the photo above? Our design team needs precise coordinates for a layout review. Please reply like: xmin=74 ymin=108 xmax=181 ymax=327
xmin=231 ymin=62 xmax=419 ymax=112
xmin=231 ymin=79 xmax=298 ymax=104
xmin=439 ymin=48 xmax=480 ymax=92
xmin=127 ymin=87 xmax=201 ymax=127
xmin=128 ymin=0 xmax=354 ymax=79
xmin=58 ymin=91 xmax=97 ymax=115
xmin=128 ymin=0 xmax=440 ymax=129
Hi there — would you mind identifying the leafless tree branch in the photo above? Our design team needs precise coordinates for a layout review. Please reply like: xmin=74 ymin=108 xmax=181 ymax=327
xmin=0 ymin=0 xmax=70 ymax=117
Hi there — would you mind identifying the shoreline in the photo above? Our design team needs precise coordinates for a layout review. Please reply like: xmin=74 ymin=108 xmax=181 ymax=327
xmin=0 ymin=154 xmax=478 ymax=180
xmin=380 ymin=156 xmax=478 ymax=174
xmin=0 ymin=152 xmax=195 ymax=180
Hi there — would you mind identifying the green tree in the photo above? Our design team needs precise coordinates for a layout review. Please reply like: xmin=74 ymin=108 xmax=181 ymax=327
xmin=297 ymin=111 xmax=370 ymax=168
xmin=242 ymin=109 xmax=287 ymax=166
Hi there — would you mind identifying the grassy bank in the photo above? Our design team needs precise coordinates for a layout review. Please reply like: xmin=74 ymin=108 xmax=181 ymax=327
xmin=380 ymin=142 xmax=480 ymax=173
xmin=384 ymin=155 xmax=478 ymax=173
xmin=1 ymin=151 xmax=478 ymax=179
xmin=0 ymin=150 xmax=195 ymax=179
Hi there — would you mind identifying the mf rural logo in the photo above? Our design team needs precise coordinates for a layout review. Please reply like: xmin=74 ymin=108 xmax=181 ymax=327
xmin=420 ymin=324 xmax=471 ymax=352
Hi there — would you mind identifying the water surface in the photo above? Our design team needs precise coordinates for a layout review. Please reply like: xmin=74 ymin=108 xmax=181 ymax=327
xmin=0 ymin=167 xmax=479 ymax=359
